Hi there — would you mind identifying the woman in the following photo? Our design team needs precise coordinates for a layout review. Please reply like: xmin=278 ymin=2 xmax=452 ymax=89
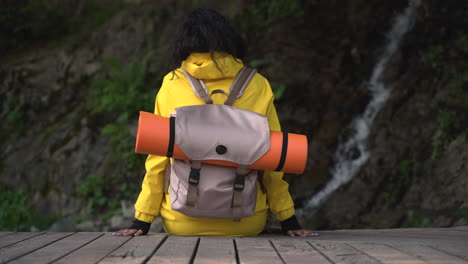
xmin=114 ymin=8 xmax=315 ymax=237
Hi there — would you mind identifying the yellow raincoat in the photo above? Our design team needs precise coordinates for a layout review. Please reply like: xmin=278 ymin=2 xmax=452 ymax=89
xmin=134 ymin=52 xmax=295 ymax=236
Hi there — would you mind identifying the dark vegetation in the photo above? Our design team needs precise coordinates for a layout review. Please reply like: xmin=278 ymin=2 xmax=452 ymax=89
xmin=1 ymin=0 xmax=467 ymax=231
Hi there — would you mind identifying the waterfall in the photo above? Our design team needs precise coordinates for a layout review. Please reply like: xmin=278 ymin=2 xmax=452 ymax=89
xmin=302 ymin=0 xmax=421 ymax=213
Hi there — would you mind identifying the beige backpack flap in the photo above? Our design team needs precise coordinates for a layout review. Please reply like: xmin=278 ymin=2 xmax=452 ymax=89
xmin=224 ymin=67 xmax=257 ymax=106
xmin=181 ymin=67 xmax=213 ymax=104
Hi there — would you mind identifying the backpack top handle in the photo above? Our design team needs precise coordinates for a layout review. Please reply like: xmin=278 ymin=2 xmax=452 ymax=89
xmin=181 ymin=67 xmax=257 ymax=105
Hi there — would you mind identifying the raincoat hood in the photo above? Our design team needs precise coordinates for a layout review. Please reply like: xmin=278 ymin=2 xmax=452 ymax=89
xmin=181 ymin=52 xmax=244 ymax=80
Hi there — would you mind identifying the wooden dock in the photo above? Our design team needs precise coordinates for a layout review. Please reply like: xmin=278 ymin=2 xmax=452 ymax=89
xmin=0 ymin=227 xmax=467 ymax=263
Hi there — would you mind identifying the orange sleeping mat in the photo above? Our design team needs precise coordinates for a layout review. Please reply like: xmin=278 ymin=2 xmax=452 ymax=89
xmin=135 ymin=111 xmax=308 ymax=174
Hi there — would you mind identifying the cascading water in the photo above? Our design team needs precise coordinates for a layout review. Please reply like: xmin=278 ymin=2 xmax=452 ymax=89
xmin=301 ymin=0 xmax=421 ymax=213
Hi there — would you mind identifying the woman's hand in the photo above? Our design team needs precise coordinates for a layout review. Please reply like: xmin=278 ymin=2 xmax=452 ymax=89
xmin=112 ymin=229 xmax=145 ymax=236
xmin=286 ymin=229 xmax=318 ymax=237
xmin=112 ymin=219 xmax=151 ymax=236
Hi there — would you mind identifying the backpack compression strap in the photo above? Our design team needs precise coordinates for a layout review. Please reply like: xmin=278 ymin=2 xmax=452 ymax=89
xmin=186 ymin=160 xmax=202 ymax=207
xmin=232 ymin=165 xmax=249 ymax=222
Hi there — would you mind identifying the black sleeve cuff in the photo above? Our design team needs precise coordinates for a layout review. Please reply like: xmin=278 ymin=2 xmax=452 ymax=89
xmin=280 ymin=215 xmax=303 ymax=234
xmin=130 ymin=219 xmax=151 ymax=235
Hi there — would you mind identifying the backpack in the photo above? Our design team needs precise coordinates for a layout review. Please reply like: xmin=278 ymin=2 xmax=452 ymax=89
xmin=163 ymin=67 xmax=269 ymax=222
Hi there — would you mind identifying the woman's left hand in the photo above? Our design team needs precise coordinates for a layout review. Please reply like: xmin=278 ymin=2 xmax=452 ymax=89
xmin=286 ymin=229 xmax=318 ymax=237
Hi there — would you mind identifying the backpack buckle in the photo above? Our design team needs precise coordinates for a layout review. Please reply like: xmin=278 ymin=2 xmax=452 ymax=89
xmin=188 ymin=167 xmax=201 ymax=185
xmin=234 ymin=173 xmax=245 ymax=191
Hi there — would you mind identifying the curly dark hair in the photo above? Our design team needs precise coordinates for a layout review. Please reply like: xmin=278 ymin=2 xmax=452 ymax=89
xmin=167 ymin=8 xmax=247 ymax=72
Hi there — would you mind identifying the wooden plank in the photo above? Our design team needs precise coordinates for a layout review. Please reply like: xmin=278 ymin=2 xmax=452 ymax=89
xmin=235 ymin=237 xmax=283 ymax=264
xmin=0 ymin=232 xmax=72 ymax=263
xmin=313 ymin=230 xmax=467 ymax=244
xmin=271 ymin=239 xmax=332 ymax=264
xmin=194 ymin=237 xmax=236 ymax=264
xmin=427 ymin=244 xmax=468 ymax=260
xmin=0 ymin=232 xmax=14 ymax=238
xmin=379 ymin=227 xmax=468 ymax=233
xmin=450 ymin=226 xmax=468 ymax=231
xmin=99 ymin=234 xmax=167 ymax=264
xmin=383 ymin=229 xmax=468 ymax=238
xmin=0 ymin=232 xmax=45 ymax=249
xmin=308 ymin=240 xmax=381 ymax=264
xmin=350 ymin=243 xmax=427 ymax=264
xmin=146 ymin=235 xmax=199 ymax=264
xmin=386 ymin=243 xmax=468 ymax=264
xmin=53 ymin=233 xmax=131 ymax=264
xmin=9 ymin=232 xmax=104 ymax=264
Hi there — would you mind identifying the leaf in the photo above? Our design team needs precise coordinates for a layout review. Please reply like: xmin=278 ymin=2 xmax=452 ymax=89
xmin=271 ymin=82 xmax=287 ymax=100
xmin=250 ymin=59 xmax=268 ymax=68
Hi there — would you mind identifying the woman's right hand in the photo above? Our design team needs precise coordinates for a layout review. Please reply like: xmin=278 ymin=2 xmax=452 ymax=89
xmin=112 ymin=228 xmax=145 ymax=236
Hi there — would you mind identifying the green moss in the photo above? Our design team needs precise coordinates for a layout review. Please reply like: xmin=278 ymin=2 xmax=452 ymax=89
xmin=88 ymin=50 xmax=158 ymax=167
xmin=1 ymin=94 xmax=26 ymax=139
xmin=430 ymin=108 xmax=458 ymax=161
xmin=436 ymin=109 xmax=456 ymax=134
xmin=236 ymin=0 xmax=303 ymax=33
xmin=0 ymin=0 xmax=126 ymax=58
xmin=399 ymin=160 xmax=412 ymax=179
xmin=426 ymin=45 xmax=444 ymax=69
xmin=455 ymin=34 xmax=468 ymax=54
xmin=0 ymin=185 xmax=56 ymax=231
xmin=448 ymin=68 xmax=467 ymax=99
xmin=271 ymin=82 xmax=287 ymax=100
xmin=405 ymin=210 xmax=431 ymax=228
xmin=88 ymin=51 xmax=155 ymax=115
xmin=76 ymin=174 xmax=121 ymax=222
xmin=456 ymin=208 xmax=468 ymax=222
xmin=249 ymin=59 xmax=268 ymax=69
xmin=80 ymin=51 xmax=162 ymax=221
xmin=431 ymin=135 xmax=450 ymax=161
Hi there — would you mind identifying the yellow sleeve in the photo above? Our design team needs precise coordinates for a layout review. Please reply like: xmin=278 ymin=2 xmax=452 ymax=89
xmin=134 ymin=79 xmax=170 ymax=223
xmin=262 ymin=81 xmax=296 ymax=221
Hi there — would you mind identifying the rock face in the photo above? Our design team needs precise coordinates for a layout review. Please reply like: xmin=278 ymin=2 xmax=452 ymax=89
xmin=1 ymin=0 xmax=467 ymax=230
xmin=294 ymin=0 xmax=468 ymax=228
xmin=0 ymin=3 xmax=167 ymax=226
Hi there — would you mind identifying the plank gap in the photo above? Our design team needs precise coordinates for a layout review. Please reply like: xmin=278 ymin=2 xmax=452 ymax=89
xmin=0 ymin=232 xmax=46 ymax=250
xmin=383 ymin=243 xmax=428 ymax=262
xmin=345 ymin=243 xmax=385 ymax=264
xmin=0 ymin=233 xmax=15 ymax=239
xmin=8 ymin=232 xmax=77 ymax=263
xmin=188 ymin=237 xmax=201 ymax=264
xmin=95 ymin=233 xmax=134 ymax=263
xmin=0 ymin=232 xmax=73 ymax=264
xmin=233 ymin=239 xmax=240 ymax=264
xmin=306 ymin=241 xmax=339 ymax=264
xmin=141 ymin=235 xmax=168 ymax=264
xmin=145 ymin=235 xmax=199 ymax=264
xmin=268 ymin=240 xmax=286 ymax=264
xmin=425 ymin=244 xmax=468 ymax=261
xmin=52 ymin=233 xmax=131 ymax=264
xmin=50 ymin=233 xmax=105 ymax=263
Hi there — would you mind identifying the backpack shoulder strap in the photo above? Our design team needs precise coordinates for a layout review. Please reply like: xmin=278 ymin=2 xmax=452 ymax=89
xmin=224 ymin=67 xmax=257 ymax=106
xmin=181 ymin=67 xmax=213 ymax=104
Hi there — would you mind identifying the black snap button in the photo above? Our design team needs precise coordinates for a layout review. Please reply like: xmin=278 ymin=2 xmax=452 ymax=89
xmin=216 ymin=145 xmax=227 ymax=155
